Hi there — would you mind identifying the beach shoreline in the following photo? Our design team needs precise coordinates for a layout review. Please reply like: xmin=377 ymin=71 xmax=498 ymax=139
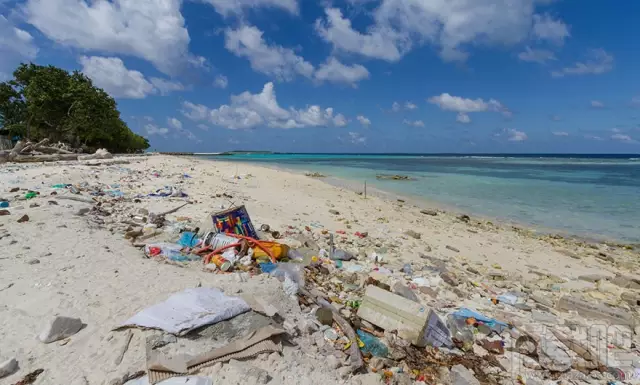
xmin=208 ymin=158 xmax=636 ymax=247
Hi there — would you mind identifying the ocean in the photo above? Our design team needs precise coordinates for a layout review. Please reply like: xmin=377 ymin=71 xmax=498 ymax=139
xmin=204 ymin=153 xmax=640 ymax=243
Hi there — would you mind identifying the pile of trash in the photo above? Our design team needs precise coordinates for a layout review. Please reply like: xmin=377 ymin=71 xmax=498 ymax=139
xmin=125 ymin=201 xmax=640 ymax=385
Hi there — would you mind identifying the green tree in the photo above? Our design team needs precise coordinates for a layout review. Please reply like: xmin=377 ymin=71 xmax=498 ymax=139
xmin=0 ymin=63 xmax=149 ymax=153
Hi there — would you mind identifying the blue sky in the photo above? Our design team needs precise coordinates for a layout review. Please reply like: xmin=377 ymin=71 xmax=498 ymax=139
xmin=1 ymin=0 xmax=639 ymax=153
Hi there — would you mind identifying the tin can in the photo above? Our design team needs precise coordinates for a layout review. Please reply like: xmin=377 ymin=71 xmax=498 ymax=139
xmin=210 ymin=254 xmax=232 ymax=272
xmin=204 ymin=232 xmax=237 ymax=250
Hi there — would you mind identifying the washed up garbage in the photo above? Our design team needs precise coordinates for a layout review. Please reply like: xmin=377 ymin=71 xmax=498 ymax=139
xmin=269 ymin=263 xmax=304 ymax=296
xmin=446 ymin=313 xmax=476 ymax=351
xmin=148 ymin=186 xmax=188 ymax=198
xmin=358 ymin=285 xmax=431 ymax=346
xmin=124 ymin=375 xmax=213 ymax=385
xmin=253 ymin=241 xmax=289 ymax=261
xmin=450 ymin=308 xmax=509 ymax=334
xmin=422 ymin=310 xmax=453 ymax=348
xmin=177 ymin=232 xmax=200 ymax=248
xmin=0 ymin=201 xmax=8 ymax=208
xmin=120 ymin=287 xmax=250 ymax=335
xmin=25 ymin=191 xmax=37 ymax=199
xmin=259 ymin=262 xmax=277 ymax=274
xmin=146 ymin=325 xmax=284 ymax=383
xmin=211 ymin=205 xmax=258 ymax=239
xmin=145 ymin=243 xmax=199 ymax=262
xmin=357 ymin=329 xmax=389 ymax=357
xmin=330 ymin=249 xmax=355 ymax=261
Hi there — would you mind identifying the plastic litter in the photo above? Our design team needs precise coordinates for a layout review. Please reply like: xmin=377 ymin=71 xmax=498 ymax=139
xmin=177 ymin=232 xmax=200 ymax=248
xmin=357 ymin=329 xmax=389 ymax=357
xmin=0 ymin=201 xmax=8 ymax=208
xmin=450 ymin=308 xmax=509 ymax=334
xmin=120 ymin=287 xmax=250 ymax=335
xmin=331 ymin=249 xmax=355 ymax=261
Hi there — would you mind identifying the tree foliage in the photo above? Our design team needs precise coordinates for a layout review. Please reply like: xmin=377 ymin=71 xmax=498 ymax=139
xmin=0 ymin=63 xmax=149 ymax=153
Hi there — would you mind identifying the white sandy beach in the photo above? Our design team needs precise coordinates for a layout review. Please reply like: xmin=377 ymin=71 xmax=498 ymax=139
xmin=1 ymin=154 xmax=639 ymax=385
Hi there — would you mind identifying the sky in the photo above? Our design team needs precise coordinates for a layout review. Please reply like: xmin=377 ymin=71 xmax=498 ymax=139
xmin=0 ymin=0 xmax=639 ymax=153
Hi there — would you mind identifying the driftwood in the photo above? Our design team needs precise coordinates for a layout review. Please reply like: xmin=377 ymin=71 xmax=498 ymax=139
xmin=55 ymin=195 xmax=96 ymax=204
xmin=299 ymin=287 xmax=364 ymax=371
xmin=8 ymin=140 xmax=26 ymax=161
xmin=12 ymin=154 xmax=79 ymax=163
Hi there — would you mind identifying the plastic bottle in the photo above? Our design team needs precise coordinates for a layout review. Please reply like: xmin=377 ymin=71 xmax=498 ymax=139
xmin=0 ymin=201 xmax=8 ymax=208
xmin=446 ymin=314 xmax=476 ymax=351
xmin=357 ymin=330 xmax=389 ymax=357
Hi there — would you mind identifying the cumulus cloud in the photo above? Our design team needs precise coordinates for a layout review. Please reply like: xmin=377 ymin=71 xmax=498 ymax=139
xmin=551 ymin=49 xmax=613 ymax=78
xmin=181 ymin=82 xmax=349 ymax=130
xmin=150 ymin=78 xmax=185 ymax=95
xmin=507 ymin=129 xmax=527 ymax=142
xmin=348 ymin=132 xmax=366 ymax=144
xmin=145 ymin=123 xmax=169 ymax=137
xmin=532 ymin=13 xmax=570 ymax=45
xmin=552 ymin=131 xmax=569 ymax=136
xmin=202 ymin=0 xmax=298 ymax=17
xmin=0 ymin=16 xmax=38 ymax=78
xmin=79 ymin=56 xmax=183 ymax=99
xmin=197 ymin=124 xmax=210 ymax=131
xmin=390 ymin=101 xmax=416 ymax=112
xmin=518 ymin=46 xmax=556 ymax=64
xmin=225 ymin=25 xmax=314 ymax=82
xmin=456 ymin=113 xmax=471 ymax=124
xmin=314 ymin=57 xmax=369 ymax=86
xmin=25 ymin=0 xmax=193 ymax=75
xmin=357 ymin=115 xmax=371 ymax=127
xmin=403 ymin=119 xmax=425 ymax=127
xmin=315 ymin=1 xmax=570 ymax=63
xmin=214 ymin=75 xmax=229 ymax=89
xmin=167 ymin=117 xmax=183 ymax=130
xmin=428 ymin=93 xmax=509 ymax=121
xmin=584 ymin=134 xmax=603 ymax=141
xmin=611 ymin=134 xmax=637 ymax=143
xmin=590 ymin=100 xmax=605 ymax=108
xmin=79 ymin=56 xmax=155 ymax=99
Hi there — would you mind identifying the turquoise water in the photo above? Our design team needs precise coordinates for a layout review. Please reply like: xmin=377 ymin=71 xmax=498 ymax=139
xmin=206 ymin=154 xmax=640 ymax=243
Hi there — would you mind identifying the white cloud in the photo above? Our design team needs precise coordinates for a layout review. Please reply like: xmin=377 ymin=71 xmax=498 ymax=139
xmin=314 ymin=57 xmax=369 ymax=86
xmin=0 ymin=16 xmax=38 ymax=78
xmin=167 ymin=117 xmax=183 ymax=130
xmin=315 ymin=8 xmax=404 ymax=62
xmin=225 ymin=25 xmax=314 ymax=82
xmin=79 ymin=56 xmax=183 ymax=99
xmin=79 ymin=56 xmax=155 ymax=99
xmin=532 ymin=13 xmax=570 ymax=45
xmin=456 ymin=113 xmax=471 ymax=124
xmin=391 ymin=102 xmax=401 ymax=112
xmin=551 ymin=49 xmax=614 ymax=78
xmin=181 ymin=82 xmax=348 ymax=130
xmin=552 ymin=131 xmax=569 ymax=136
xmin=404 ymin=102 xmax=417 ymax=110
xmin=403 ymin=119 xmax=424 ymax=127
xmin=202 ymin=0 xmax=298 ymax=17
xmin=507 ymin=129 xmax=527 ymax=142
xmin=150 ymin=77 xmax=185 ymax=95
xmin=348 ymin=132 xmax=366 ymax=144
xmin=315 ymin=1 xmax=569 ymax=63
xmin=590 ymin=100 xmax=605 ymax=108
xmin=25 ymin=0 xmax=192 ymax=75
xmin=182 ymin=101 xmax=210 ymax=121
xmin=518 ymin=46 xmax=556 ymax=64
xmin=428 ymin=93 xmax=509 ymax=121
xmin=197 ymin=124 xmax=210 ymax=131
xmin=584 ymin=134 xmax=603 ymax=141
xmin=357 ymin=115 xmax=371 ymax=127
xmin=214 ymin=74 xmax=228 ymax=89
xmin=611 ymin=134 xmax=637 ymax=143
xmin=145 ymin=123 xmax=169 ymax=137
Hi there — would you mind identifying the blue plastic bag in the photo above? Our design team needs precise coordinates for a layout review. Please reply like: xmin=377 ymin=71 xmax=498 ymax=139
xmin=178 ymin=232 xmax=200 ymax=248
xmin=357 ymin=329 xmax=389 ymax=357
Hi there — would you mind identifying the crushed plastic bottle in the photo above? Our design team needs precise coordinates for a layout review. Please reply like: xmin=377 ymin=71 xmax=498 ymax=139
xmin=446 ymin=314 xmax=476 ymax=352
xmin=357 ymin=330 xmax=389 ymax=357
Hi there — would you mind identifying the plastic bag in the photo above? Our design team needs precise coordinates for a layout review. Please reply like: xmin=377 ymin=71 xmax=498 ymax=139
xmin=177 ymin=232 xmax=200 ymax=248
xmin=331 ymin=249 xmax=355 ymax=261
xmin=269 ymin=263 xmax=305 ymax=296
